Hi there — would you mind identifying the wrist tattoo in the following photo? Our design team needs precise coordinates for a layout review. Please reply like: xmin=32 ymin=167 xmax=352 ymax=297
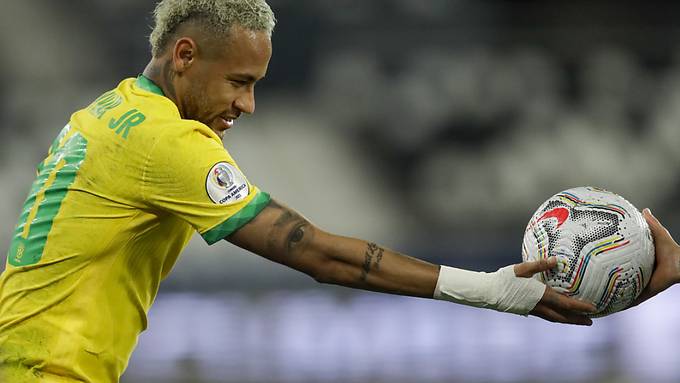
xmin=360 ymin=242 xmax=385 ymax=282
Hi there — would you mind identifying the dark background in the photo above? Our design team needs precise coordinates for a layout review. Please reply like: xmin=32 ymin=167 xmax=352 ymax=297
xmin=2 ymin=1 xmax=680 ymax=382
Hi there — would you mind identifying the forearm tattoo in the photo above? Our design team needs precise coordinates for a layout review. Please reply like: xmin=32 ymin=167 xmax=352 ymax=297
xmin=360 ymin=242 xmax=385 ymax=282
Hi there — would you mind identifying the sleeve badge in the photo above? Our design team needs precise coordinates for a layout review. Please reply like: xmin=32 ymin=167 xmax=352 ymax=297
xmin=205 ymin=162 xmax=250 ymax=205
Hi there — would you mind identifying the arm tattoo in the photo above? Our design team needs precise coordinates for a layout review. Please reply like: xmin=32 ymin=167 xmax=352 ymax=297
xmin=287 ymin=224 xmax=306 ymax=251
xmin=266 ymin=200 xmax=310 ymax=256
xmin=360 ymin=242 xmax=385 ymax=282
xmin=374 ymin=244 xmax=384 ymax=271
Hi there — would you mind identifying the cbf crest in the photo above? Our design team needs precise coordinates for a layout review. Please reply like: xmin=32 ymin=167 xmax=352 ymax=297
xmin=205 ymin=162 xmax=250 ymax=205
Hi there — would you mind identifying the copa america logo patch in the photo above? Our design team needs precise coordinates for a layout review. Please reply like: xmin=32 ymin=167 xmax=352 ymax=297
xmin=205 ymin=162 xmax=249 ymax=205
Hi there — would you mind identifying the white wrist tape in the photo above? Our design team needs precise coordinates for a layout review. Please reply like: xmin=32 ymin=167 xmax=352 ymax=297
xmin=433 ymin=265 xmax=546 ymax=315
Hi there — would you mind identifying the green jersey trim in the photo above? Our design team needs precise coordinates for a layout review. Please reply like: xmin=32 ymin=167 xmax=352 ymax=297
xmin=201 ymin=191 xmax=271 ymax=245
xmin=135 ymin=75 xmax=165 ymax=97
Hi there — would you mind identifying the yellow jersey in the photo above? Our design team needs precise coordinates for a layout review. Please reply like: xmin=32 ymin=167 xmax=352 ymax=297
xmin=0 ymin=76 xmax=270 ymax=382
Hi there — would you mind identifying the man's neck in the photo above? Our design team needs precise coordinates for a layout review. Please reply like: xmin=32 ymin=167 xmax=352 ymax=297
xmin=142 ymin=58 xmax=178 ymax=105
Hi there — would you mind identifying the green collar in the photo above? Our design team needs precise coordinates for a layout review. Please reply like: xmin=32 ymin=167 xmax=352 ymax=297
xmin=136 ymin=75 xmax=165 ymax=96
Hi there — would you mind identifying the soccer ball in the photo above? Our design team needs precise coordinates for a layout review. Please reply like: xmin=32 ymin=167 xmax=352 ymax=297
xmin=522 ymin=186 xmax=655 ymax=317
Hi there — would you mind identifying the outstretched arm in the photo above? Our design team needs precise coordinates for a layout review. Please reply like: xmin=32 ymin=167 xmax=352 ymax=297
xmin=227 ymin=199 xmax=438 ymax=297
xmin=227 ymin=198 xmax=595 ymax=324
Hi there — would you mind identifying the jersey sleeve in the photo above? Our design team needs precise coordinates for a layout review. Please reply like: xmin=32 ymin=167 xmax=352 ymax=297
xmin=143 ymin=124 xmax=270 ymax=245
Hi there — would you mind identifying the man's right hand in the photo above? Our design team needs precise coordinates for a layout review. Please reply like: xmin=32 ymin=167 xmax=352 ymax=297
xmin=515 ymin=257 xmax=596 ymax=326
xmin=632 ymin=208 xmax=680 ymax=306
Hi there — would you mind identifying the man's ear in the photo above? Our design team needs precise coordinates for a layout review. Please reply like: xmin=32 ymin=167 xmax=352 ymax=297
xmin=172 ymin=37 xmax=197 ymax=73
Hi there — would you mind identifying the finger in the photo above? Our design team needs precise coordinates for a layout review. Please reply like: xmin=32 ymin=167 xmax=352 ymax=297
xmin=531 ymin=304 xmax=593 ymax=326
xmin=514 ymin=256 xmax=557 ymax=278
xmin=643 ymin=208 xmax=658 ymax=227
xmin=643 ymin=208 xmax=676 ymax=245
xmin=529 ymin=304 xmax=558 ymax=323
xmin=542 ymin=288 xmax=598 ymax=314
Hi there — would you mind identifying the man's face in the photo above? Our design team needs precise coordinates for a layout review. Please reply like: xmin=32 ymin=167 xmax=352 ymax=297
xmin=175 ymin=25 xmax=272 ymax=139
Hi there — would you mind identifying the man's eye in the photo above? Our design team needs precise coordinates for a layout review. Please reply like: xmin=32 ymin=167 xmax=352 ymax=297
xmin=230 ymin=80 xmax=247 ymax=87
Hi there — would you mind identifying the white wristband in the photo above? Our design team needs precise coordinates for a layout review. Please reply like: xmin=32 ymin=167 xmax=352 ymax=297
xmin=433 ymin=265 xmax=546 ymax=315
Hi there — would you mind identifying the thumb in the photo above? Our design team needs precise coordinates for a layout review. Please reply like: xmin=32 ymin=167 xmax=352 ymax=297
xmin=514 ymin=256 xmax=557 ymax=278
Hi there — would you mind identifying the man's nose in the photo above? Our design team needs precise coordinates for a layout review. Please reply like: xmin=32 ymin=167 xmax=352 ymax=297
xmin=235 ymin=89 xmax=255 ymax=114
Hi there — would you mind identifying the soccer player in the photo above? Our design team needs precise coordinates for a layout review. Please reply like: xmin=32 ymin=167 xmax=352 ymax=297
xmin=2 ymin=0 xmax=661 ymax=382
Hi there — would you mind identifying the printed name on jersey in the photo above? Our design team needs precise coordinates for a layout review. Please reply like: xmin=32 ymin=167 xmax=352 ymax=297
xmin=205 ymin=162 xmax=250 ymax=205
xmin=87 ymin=90 xmax=123 ymax=119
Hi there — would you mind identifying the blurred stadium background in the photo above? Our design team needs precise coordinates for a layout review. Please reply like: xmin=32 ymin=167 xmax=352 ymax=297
xmin=2 ymin=1 xmax=680 ymax=382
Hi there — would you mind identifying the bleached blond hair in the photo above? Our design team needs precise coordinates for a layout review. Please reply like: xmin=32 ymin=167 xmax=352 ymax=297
xmin=149 ymin=0 xmax=276 ymax=57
